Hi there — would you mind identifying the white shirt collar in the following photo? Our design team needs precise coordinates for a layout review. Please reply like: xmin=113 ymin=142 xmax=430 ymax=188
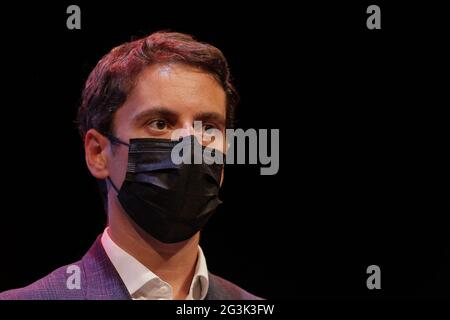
xmin=100 ymin=227 xmax=209 ymax=300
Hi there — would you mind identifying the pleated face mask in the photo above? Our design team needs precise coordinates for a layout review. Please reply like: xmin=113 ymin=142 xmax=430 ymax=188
xmin=106 ymin=135 xmax=223 ymax=243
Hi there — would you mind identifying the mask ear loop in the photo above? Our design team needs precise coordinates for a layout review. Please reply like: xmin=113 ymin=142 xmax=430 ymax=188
xmin=104 ymin=134 xmax=130 ymax=147
xmin=101 ymin=132 xmax=130 ymax=194
xmin=107 ymin=177 xmax=121 ymax=194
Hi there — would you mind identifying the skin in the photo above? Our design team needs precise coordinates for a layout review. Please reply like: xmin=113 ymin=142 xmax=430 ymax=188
xmin=84 ymin=63 xmax=226 ymax=299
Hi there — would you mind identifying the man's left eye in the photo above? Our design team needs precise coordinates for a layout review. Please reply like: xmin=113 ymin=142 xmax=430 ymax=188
xmin=203 ymin=123 xmax=217 ymax=132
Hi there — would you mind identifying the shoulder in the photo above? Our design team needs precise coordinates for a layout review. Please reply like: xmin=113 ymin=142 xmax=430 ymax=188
xmin=0 ymin=236 xmax=130 ymax=300
xmin=0 ymin=261 xmax=85 ymax=300
xmin=207 ymin=273 xmax=263 ymax=300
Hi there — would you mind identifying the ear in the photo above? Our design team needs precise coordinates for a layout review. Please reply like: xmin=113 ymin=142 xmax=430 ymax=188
xmin=84 ymin=129 xmax=110 ymax=179
xmin=220 ymin=167 xmax=224 ymax=186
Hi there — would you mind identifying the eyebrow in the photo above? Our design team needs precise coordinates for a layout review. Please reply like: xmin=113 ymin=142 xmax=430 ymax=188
xmin=195 ymin=111 xmax=226 ymax=127
xmin=131 ymin=106 xmax=226 ymax=127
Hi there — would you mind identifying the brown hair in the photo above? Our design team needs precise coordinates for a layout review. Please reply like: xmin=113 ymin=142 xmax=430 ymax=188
xmin=77 ymin=31 xmax=238 ymax=138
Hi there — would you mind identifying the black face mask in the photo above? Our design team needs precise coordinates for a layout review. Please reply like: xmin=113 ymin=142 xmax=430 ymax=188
xmin=106 ymin=135 xmax=223 ymax=243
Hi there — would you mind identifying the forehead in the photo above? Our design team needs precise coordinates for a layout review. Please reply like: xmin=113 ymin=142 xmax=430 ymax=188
xmin=124 ymin=63 xmax=226 ymax=119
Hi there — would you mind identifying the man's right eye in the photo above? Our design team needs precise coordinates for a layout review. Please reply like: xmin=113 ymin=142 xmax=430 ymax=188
xmin=147 ymin=119 xmax=168 ymax=131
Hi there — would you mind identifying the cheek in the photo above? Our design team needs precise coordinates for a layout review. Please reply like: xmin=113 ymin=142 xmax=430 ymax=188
xmin=109 ymin=148 xmax=129 ymax=184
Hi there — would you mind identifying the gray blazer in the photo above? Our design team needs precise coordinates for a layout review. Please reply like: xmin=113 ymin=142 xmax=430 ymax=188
xmin=0 ymin=236 xmax=261 ymax=300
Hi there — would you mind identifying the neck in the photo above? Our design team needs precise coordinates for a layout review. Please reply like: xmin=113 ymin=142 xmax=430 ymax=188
xmin=107 ymin=197 xmax=199 ymax=299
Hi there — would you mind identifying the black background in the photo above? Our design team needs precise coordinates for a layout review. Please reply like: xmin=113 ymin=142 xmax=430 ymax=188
xmin=0 ymin=1 xmax=448 ymax=300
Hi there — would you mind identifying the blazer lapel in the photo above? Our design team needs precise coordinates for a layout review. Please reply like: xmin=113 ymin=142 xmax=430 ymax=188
xmin=82 ymin=236 xmax=131 ymax=300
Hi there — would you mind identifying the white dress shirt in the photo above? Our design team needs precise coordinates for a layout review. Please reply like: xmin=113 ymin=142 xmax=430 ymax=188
xmin=100 ymin=227 xmax=209 ymax=300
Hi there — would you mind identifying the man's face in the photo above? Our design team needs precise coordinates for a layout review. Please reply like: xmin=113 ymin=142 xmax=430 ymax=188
xmin=107 ymin=63 xmax=227 ymax=190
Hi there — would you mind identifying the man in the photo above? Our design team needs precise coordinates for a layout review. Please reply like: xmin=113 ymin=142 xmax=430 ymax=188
xmin=0 ymin=31 xmax=261 ymax=300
